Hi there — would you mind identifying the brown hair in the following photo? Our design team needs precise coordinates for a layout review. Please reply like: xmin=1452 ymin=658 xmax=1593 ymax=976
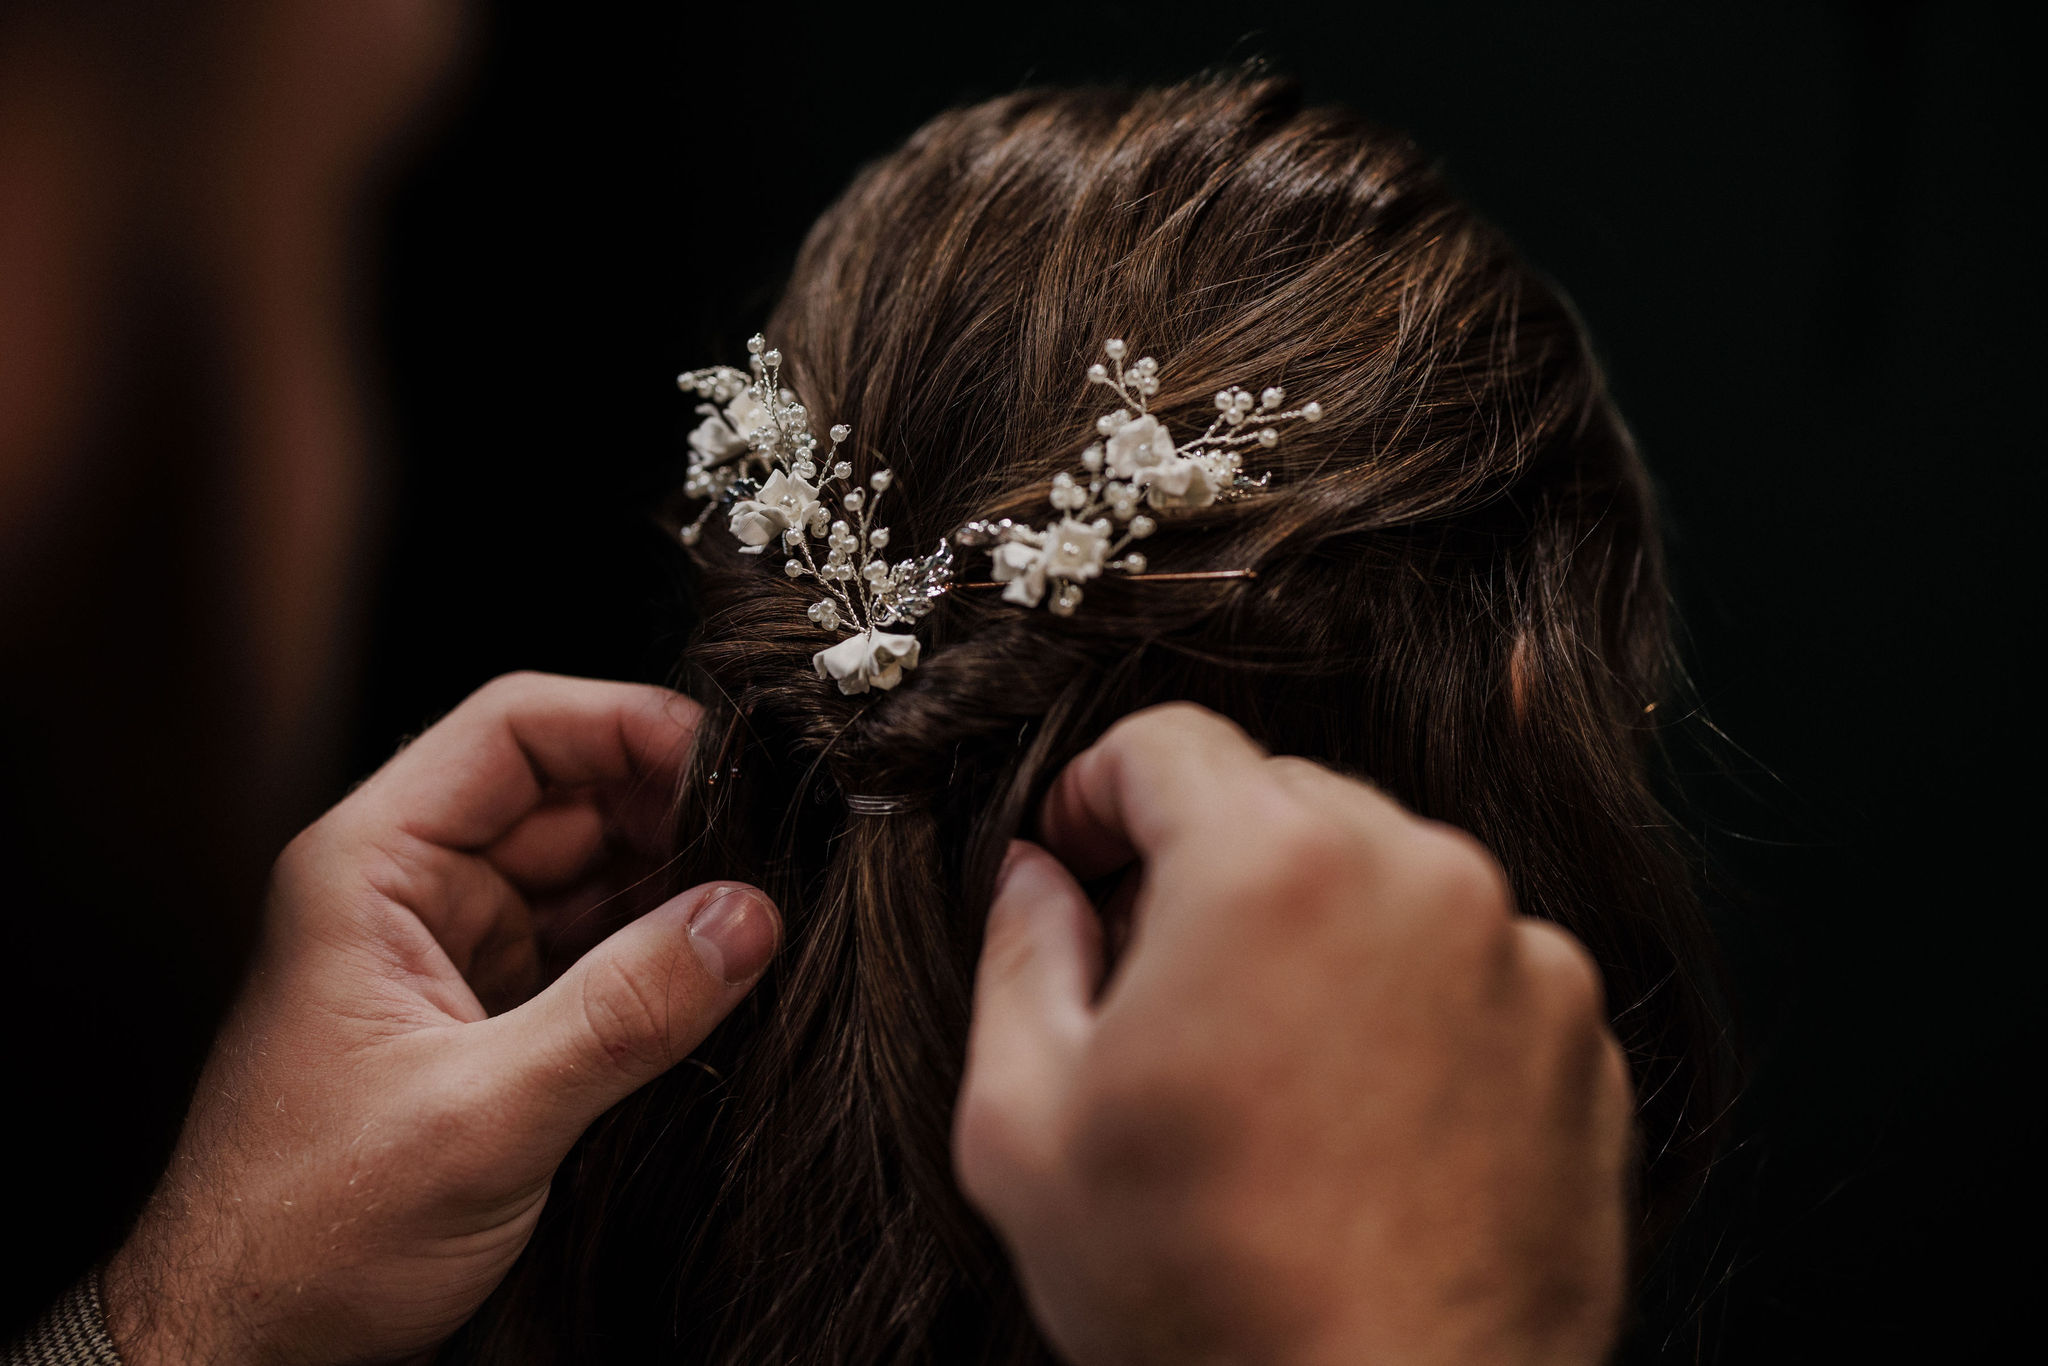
xmin=449 ymin=72 xmax=1731 ymax=1365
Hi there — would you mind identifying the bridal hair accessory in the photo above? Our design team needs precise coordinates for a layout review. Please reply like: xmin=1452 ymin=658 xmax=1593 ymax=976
xmin=677 ymin=334 xmax=1323 ymax=694
xmin=677 ymin=335 xmax=954 ymax=696
xmin=953 ymin=338 xmax=1323 ymax=616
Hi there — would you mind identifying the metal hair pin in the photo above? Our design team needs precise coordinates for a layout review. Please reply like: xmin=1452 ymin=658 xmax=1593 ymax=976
xmin=952 ymin=338 xmax=1320 ymax=617
xmin=676 ymin=335 xmax=1323 ymax=694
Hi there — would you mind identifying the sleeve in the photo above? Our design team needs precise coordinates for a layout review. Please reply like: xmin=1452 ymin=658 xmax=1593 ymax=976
xmin=2 ymin=1272 xmax=124 ymax=1366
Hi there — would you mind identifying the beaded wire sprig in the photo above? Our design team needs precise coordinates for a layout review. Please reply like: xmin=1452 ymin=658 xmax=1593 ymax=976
xmin=675 ymin=333 xmax=1327 ymax=694
xmin=677 ymin=335 xmax=953 ymax=694
xmin=954 ymin=338 xmax=1323 ymax=616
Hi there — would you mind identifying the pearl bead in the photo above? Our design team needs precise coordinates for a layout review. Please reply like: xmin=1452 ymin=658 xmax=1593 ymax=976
xmin=783 ymin=558 xmax=804 ymax=577
xmin=1087 ymin=363 xmax=1108 ymax=382
xmin=1130 ymin=515 xmax=1156 ymax=538
xmin=830 ymin=423 xmax=851 ymax=443
xmin=1121 ymin=552 xmax=1147 ymax=573
xmin=834 ymin=462 xmax=852 ymax=480
xmin=747 ymin=335 xmax=765 ymax=353
xmin=870 ymin=528 xmax=890 ymax=548
xmin=870 ymin=470 xmax=893 ymax=491
xmin=1258 ymin=427 xmax=1279 ymax=447
xmin=1301 ymin=401 xmax=1323 ymax=421
xmin=844 ymin=491 xmax=864 ymax=511
xmin=1104 ymin=338 xmax=1126 ymax=359
xmin=1261 ymin=387 xmax=1284 ymax=409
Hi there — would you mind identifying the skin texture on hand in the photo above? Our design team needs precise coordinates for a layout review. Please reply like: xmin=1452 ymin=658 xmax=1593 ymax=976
xmin=954 ymin=703 xmax=1634 ymax=1366
xmin=102 ymin=673 xmax=780 ymax=1366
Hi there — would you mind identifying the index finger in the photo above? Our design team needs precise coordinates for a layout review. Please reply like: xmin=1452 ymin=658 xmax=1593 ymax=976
xmin=1037 ymin=702 xmax=1273 ymax=881
xmin=358 ymin=672 xmax=702 ymax=850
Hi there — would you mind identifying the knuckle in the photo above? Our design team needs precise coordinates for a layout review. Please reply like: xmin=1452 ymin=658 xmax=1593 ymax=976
xmin=476 ymin=670 xmax=547 ymax=707
xmin=1418 ymin=824 xmax=1517 ymax=919
xmin=1242 ymin=807 xmax=1357 ymax=899
xmin=1107 ymin=701 xmax=1252 ymax=754
xmin=577 ymin=955 xmax=679 ymax=1074
xmin=1517 ymin=919 xmax=1610 ymax=1025
xmin=1261 ymin=754 xmax=1330 ymax=789
xmin=951 ymin=1082 xmax=1049 ymax=1214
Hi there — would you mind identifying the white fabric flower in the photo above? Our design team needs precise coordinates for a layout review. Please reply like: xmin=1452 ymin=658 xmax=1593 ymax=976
xmin=1104 ymin=412 xmax=1176 ymax=478
xmin=991 ymin=517 xmax=1111 ymax=607
xmin=1043 ymin=516 xmax=1111 ymax=580
xmin=812 ymin=628 xmax=921 ymax=694
xmin=728 ymin=468 xmax=820 ymax=552
xmin=1136 ymin=454 xmax=1223 ymax=508
xmin=687 ymin=414 xmax=748 ymax=466
xmin=725 ymin=390 xmax=772 ymax=439
xmin=991 ymin=535 xmax=1050 ymax=607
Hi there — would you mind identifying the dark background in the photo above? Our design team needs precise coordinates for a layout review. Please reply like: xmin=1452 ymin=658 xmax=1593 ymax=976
xmin=12 ymin=1 xmax=2041 ymax=1360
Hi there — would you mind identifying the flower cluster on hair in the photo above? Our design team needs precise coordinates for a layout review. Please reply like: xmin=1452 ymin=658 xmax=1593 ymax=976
xmin=677 ymin=335 xmax=953 ymax=695
xmin=954 ymin=339 xmax=1323 ymax=616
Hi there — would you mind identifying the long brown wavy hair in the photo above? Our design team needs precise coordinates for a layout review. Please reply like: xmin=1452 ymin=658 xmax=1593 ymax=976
xmin=447 ymin=72 xmax=1733 ymax=1365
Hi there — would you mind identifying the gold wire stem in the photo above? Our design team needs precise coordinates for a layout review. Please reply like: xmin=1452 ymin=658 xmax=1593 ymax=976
xmin=949 ymin=569 xmax=1258 ymax=591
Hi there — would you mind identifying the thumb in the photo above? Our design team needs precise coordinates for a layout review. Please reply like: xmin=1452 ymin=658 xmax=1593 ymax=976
xmin=478 ymin=882 xmax=779 ymax=1158
xmin=956 ymin=842 xmax=1103 ymax=1212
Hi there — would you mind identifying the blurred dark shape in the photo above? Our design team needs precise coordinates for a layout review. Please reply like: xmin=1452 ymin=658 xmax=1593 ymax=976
xmin=0 ymin=0 xmax=463 ymax=1332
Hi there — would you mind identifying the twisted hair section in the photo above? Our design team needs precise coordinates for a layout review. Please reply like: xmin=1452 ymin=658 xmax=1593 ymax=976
xmin=447 ymin=71 xmax=1732 ymax=1366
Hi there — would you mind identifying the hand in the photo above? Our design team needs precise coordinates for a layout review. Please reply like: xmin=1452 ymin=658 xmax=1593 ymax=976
xmin=954 ymin=704 xmax=1633 ymax=1366
xmin=103 ymin=673 xmax=780 ymax=1366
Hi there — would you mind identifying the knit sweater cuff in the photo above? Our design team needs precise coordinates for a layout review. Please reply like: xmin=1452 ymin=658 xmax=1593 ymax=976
xmin=4 ymin=1272 xmax=123 ymax=1366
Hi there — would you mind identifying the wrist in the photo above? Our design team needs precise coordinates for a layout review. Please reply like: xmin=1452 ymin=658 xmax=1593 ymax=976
xmin=102 ymin=1206 xmax=270 ymax=1366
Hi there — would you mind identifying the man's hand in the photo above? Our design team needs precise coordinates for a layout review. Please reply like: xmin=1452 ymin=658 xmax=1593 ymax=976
xmin=954 ymin=704 xmax=1633 ymax=1366
xmin=103 ymin=673 xmax=779 ymax=1365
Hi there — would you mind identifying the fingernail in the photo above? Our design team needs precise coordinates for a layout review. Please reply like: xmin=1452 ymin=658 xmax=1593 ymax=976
xmin=687 ymin=886 xmax=780 ymax=985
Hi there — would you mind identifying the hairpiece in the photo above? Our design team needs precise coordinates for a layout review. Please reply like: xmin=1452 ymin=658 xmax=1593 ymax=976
xmin=953 ymin=338 xmax=1322 ymax=615
xmin=677 ymin=335 xmax=953 ymax=695
xmin=676 ymin=334 xmax=1325 ymax=692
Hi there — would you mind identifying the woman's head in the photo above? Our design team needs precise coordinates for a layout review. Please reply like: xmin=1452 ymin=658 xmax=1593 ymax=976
xmin=452 ymin=72 xmax=1728 ymax=1364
